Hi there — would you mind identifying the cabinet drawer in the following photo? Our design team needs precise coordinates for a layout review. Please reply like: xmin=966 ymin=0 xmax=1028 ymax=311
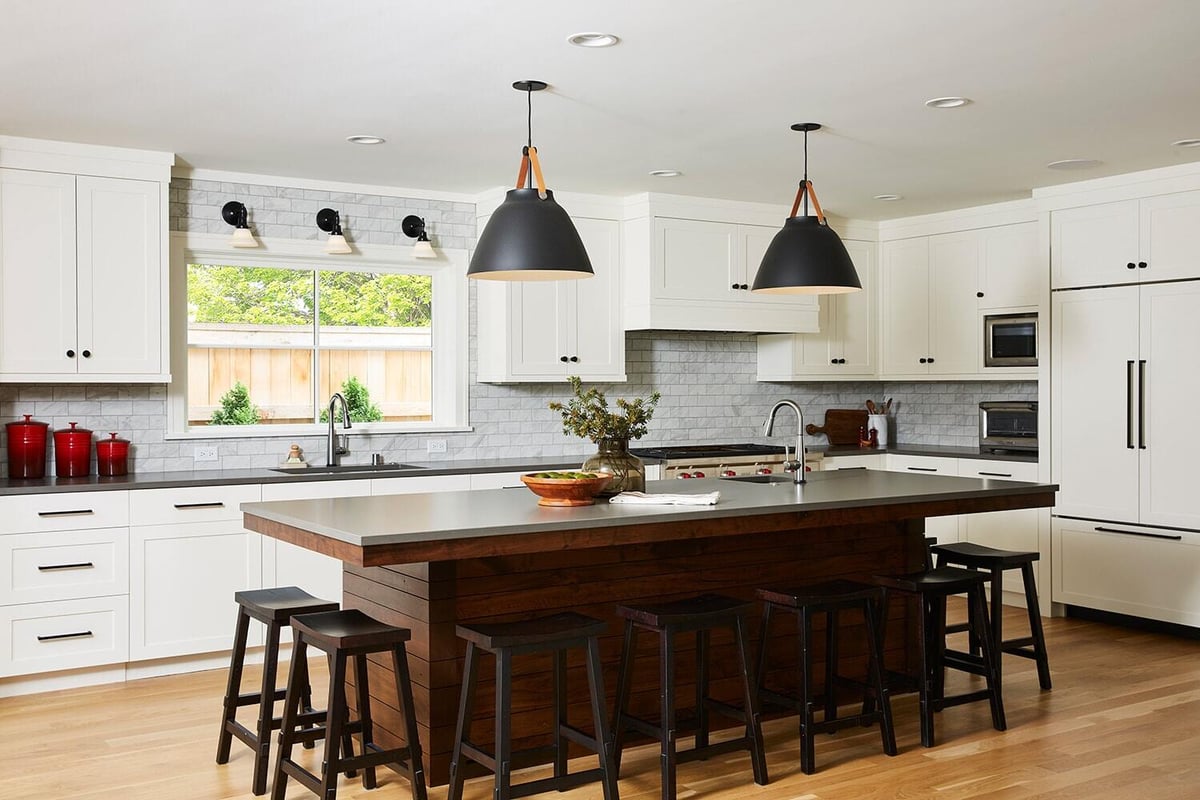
xmin=469 ymin=471 xmax=529 ymax=490
xmin=0 ymin=491 xmax=128 ymax=535
xmin=886 ymin=455 xmax=960 ymax=475
xmin=0 ymin=596 xmax=129 ymax=677
xmin=129 ymin=484 xmax=261 ymax=526
xmin=0 ymin=528 xmax=128 ymax=606
xmin=958 ymin=459 xmax=1038 ymax=482
xmin=821 ymin=454 xmax=885 ymax=471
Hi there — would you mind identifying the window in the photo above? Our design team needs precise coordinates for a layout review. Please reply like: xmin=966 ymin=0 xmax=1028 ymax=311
xmin=169 ymin=234 xmax=467 ymax=436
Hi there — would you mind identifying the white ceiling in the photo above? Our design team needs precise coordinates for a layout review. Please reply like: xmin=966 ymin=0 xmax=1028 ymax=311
xmin=4 ymin=0 xmax=1200 ymax=220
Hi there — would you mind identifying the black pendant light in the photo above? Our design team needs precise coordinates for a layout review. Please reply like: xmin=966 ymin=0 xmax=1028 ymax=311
xmin=468 ymin=80 xmax=593 ymax=281
xmin=751 ymin=123 xmax=861 ymax=294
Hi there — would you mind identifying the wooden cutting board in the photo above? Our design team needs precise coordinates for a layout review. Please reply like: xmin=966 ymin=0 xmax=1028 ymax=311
xmin=806 ymin=409 xmax=869 ymax=445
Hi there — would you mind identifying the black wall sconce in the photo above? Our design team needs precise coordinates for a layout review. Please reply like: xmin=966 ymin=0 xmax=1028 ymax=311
xmin=402 ymin=215 xmax=436 ymax=258
xmin=222 ymin=201 xmax=258 ymax=248
xmin=316 ymin=208 xmax=351 ymax=254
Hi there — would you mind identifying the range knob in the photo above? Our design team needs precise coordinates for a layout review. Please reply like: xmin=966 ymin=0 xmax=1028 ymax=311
xmin=676 ymin=472 xmax=693 ymax=479
xmin=721 ymin=469 xmax=737 ymax=477
xmin=692 ymin=471 xmax=706 ymax=478
xmin=756 ymin=467 xmax=773 ymax=475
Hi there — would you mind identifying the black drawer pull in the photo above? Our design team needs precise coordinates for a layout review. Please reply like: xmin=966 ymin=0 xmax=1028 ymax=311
xmin=1094 ymin=526 xmax=1183 ymax=542
xmin=37 ymin=630 xmax=94 ymax=642
xmin=37 ymin=562 xmax=95 ymax=572
xmin=978 ymin=471 xmax=1012 ymax=478
xmin=173 ymin=502 xmax=225 ymax=509
xmin=906 ymin=466 xmax=938 ymax=472
xmin=37 ymin=509 xmax=94 ymax=518
xmin=835 ymin=466 xmax=868 ymax=471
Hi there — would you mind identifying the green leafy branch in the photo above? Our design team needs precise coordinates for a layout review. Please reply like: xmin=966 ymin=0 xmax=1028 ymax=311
xmin=548 ymin=376 xmax=660 ymax=442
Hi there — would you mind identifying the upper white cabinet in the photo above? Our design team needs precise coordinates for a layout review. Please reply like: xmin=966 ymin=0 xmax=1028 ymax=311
xmin=880 ymin=223 xmax=1038 ymax=379
xmin=0 ymin=137 xmax=171 ymax=382
xmin=476 ymin=215 xmax=625 ymax=383
xmin=622 ymin=195 xmax=819 ymax=333
xmin=756 ymin=239 xmax=875 ymax=379
xmin=1050 ymin=191 xmax=1200 ymax=289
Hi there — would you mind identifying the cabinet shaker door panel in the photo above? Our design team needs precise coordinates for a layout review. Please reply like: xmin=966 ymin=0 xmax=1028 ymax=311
xmin=1140 ymin=190 xmax=1200 ymax=282
xmin=1050 ymin=200 xmax=1139 ymax=289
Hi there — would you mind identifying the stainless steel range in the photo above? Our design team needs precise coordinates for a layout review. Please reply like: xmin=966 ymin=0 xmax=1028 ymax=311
xmin=630 ymin=443 xmax=819 ymax=480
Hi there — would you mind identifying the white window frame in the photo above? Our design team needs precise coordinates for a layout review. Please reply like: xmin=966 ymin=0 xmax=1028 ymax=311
xmin=166 ymin=232 xmax=469 ymax=439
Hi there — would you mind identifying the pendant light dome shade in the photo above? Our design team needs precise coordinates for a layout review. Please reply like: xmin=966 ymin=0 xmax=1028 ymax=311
xmin=750 ymin=122 xmax=861 ymax=294
xmin=469 ymin=188 xmax=592 ymax=280
xmin=752 ymin=216 xmax=861 ymax=294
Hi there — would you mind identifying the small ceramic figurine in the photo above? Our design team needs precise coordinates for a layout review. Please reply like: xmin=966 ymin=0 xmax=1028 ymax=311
xmin=283 ymin=444 xmax=307 ymax=467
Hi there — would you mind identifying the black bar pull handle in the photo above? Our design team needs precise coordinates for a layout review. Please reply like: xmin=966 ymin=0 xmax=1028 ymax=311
xmin=906 ymin=466 xmax=938 ymax=472
xmin=1094 ymin=526 xmax=1182 ymax=542
xmin=978 ymin=471 xmax=1013 ymax=478
xmin=37 ymin=630 xmax=94 ymax=642
xmin=37 ymin=509 xmax=94 ymax=518
xmin=37 ymin=562 xmax=94 ymax=572
xmin=172 ymin=502 xmax=225 ymax=510
xmin=1138 ymin=359 xmax=1146 ymax=450
xmin=1126 ymin=360 xmax=1135 ymax=449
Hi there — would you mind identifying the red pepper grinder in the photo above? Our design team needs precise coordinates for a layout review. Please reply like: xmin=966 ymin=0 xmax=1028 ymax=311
xmin=54 ymin=422 xmax=93 ymax=478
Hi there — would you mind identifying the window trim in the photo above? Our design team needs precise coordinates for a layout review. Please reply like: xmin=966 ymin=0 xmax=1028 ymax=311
xmin=167 ymin=232 xmax=469 ymax=438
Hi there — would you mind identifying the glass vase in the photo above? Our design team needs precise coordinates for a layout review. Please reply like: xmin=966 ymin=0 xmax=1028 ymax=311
xmin=582 ymin=437 xmax=645 ymax=496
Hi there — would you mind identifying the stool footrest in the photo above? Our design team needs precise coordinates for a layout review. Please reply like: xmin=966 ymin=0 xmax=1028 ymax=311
xmin=559 ymin=723 xmax=602 ymax=752
xmin=945 ymin=621 xmax=970 ymax=635
xmin=507 ymin=768 xmax=607 ymax=799
xmin=943 ymin=649 xmax=991 ymax=677
xmin=676 ymin=737 xmax=753 ymax=763
xmin=458 ymin=741 xmax=496 ymax=771
xmin=934 ymin=688 xmax=996 ymax=711
xmin=1003 ymin=636 xmax=1037 ymax=650
xmin=340 ymin=742 xmax=419 ymax=774
xmin=620 ymin=714 xmax=662 ymax=739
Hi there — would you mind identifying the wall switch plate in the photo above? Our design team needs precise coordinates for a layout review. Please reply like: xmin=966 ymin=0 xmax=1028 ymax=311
xmin=426 ymin=439 xmax=447 ymax=454
xmin=194 ymin=445 xmax=218 ymax=462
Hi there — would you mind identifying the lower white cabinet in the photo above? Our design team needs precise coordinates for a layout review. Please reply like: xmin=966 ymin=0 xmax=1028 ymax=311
xmin=819 ymin=454 xmax=885 ymax=471
xmin=1053 ymin=517 xmax=1200 ymax=627
xmin=0 ymin=595 xmax=129 ymax=678
xmin=372 ymin=474 xmax=472 ymax=495
xmin=469 ymin=471 xmax=529 ymax=490
xmin=958 ymin=459 xmax=1041 ymax=593
xmin=885 ymin=455 xmax=960 ymax=544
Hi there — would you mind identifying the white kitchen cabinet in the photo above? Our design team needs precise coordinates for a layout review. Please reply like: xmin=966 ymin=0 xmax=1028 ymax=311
xmin=755 ymin=239 xmax=876 ymax=379
xmin=622 ymin=215 xmax=818 ymax=333
xmin=0 ymin=595 xmax=129 ymax=678
xmin=958 ymin=459 xmax=1041 ymax=594
xmin=819 ymin=453 xmax=884 ymax=471
xmin=880 ymin=237 xmax=932 ymax=376
xmin=476 ymin=216 xmax=625 ymax=383
xmin=0 ymin=168 xmax=166 ymax=381
xmin=128 ymin=485 xmax=262 ymax=661
xmin=469 ymin=471 xmax=530 ymax=490
xmin=977 ymin=222 xmax=1040 ymax=309
xmin=884 ymin=454 xmax=961 ymax=544
xmin=371 ymin=474 xmax=472 ymax=495
xmin=1050 ymin=191 xmax=1200 ymax=289
xmin=261 ymin=479 xmax=371 ymax=609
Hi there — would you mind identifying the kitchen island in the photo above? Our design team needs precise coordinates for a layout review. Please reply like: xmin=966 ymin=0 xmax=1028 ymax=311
xmin=242 ymin=469 xmax=1055 ymax=784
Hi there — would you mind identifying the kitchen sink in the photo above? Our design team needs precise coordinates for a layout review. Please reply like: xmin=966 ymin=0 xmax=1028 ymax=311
xmin=270 ymin=463 xmax=426 ymax=475
xmin=718 ymin=474 xmax=799 ymax=484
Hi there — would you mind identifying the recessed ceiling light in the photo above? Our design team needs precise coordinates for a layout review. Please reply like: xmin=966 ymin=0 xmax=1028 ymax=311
xmin=346 ymin=135 xmax=385 ymax=145
xmin=1172 ymin=138 xmax=1200 ymax=148
xmin=873 ymin=194 xmax=903 ymax=201
xmin=649 ymin=169 xmax=682 ymax=178
xmin=1046 ymin=158 xmax=1102 ymax=170
xmin=925 ymin=96 xmax=972 ymax=109
xmin=567 ymin=32 xmax=620 ymax=48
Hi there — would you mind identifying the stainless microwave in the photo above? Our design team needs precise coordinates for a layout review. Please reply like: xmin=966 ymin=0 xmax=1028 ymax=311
xmin=984 ymin=313 xmax=1037 ymax=367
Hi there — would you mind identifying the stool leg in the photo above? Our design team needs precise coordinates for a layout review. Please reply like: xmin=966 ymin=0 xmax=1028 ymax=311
xmin=495 ymin=648 xmax=514 ymax=800
xmin=659 ymin=628 xmax=677 ymax=800
xmin=250 ymin=620 xmax=283 ymax=796
xmin=863 ymin=598 xmax=897 ymax=757
xmin=932 ymin=596 xmax=948 ymax=706
xmin=553 ymin=648 xmax=568 ymax=780
xmin=1021 ymin=562 xmax=1052 ymax=690
xmin=695 ymin=629 xmax=711 ymax=752
xmin=216 ymin=606 xmax=251 ymax=764
xmin=824 ymin=608 xmax=839 ymax=724
xmin=971 ymin=586 xmax=1007 ymax=732
xmin=300 ymin=652 xmax=317 ymax=750
xmin=734 ymin=615 xmax=768 ymax=786
xmin=353 ymin=654 xmax=377 ymax=790
xmin=989 ymin=564 xmax=1005 ymax=691
xmin=321 ymin=651 xmax=350 ymax=800
xmin=392 ymin=642 xmax=429 ymax=800
xmin=270 ymin=637 xmax=308 ymax=800
xmin=799 ymin=607 xmax=816 ymax=774
xmin=918 ymin=594 xmax=936 ymax=748
xmin=611 ymin=620 xmax=637 ymax=773
xmin=584 ymin=636 xmax=619 ymax=800
xmin=447 ymin=642 xmax=478 ymax=800
xmin=755 ymin=602 xmax=774 ymax=703
xmin=329 ymin=653 xmax=357 ymax=780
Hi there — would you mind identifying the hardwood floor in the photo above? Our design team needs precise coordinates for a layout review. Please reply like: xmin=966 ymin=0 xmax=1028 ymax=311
xmin=1 ymin=605 xmax=1198 ymax=799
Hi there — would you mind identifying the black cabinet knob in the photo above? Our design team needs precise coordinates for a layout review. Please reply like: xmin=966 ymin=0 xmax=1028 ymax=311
xmin=1127 ymin=262 xmax=1136 ymax=269
xmin=976 ymin=292 xmax=984 ymax=298
xmin=568 ymin=356 xmax=579 ymax=362
xmin=559 ymin=356 xmax=568 ymax=363
xmin=919 ymin=358 xmax=927 ymax=364
xmin=741 ymin=283 xmax=750 ymax=290
xmin=66 ymin=349 xmax=75 ymax=358
xmin=1138 ymin=261 xmax=1147 ymax=269
xmin=928 ymin=357 xmax=935 ymax=363
xmin=81 ymin=350 xmax=91 ymax=358
xmin=839 ymin=358 xmax=847 ymax=364
xmin=830 ymin=358 xmax=837 ymax=365
xmin=731 ymin=283 xmax=739 ymax=289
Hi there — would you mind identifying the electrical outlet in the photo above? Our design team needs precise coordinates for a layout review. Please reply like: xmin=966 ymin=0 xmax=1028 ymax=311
xmin=194 ymin=445 xmax=219 ymax=462
xmin=426 ymin=439 xmax=447 ymax=454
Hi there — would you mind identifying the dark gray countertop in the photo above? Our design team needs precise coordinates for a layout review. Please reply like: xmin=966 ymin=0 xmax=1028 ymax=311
xmin=0 ymin=444 xmax=1036 ymax=496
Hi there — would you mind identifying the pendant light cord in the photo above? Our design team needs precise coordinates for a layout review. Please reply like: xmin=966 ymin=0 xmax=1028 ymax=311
xmin=802 ymin=126 xmax=809 ymax=217
xmin=526 ymin=86 xmax=533 ymax=189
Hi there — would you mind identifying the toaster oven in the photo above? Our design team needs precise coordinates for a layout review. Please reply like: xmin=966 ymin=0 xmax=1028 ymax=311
xmin=979 ymin=401 xmax=1038 ymax=453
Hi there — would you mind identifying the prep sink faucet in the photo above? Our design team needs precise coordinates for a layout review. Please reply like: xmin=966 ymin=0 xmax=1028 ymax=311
xmin=327 ymin=392 xmax=352 ymax=467
xmin=763 ymin=400 xmax=806 ymax=484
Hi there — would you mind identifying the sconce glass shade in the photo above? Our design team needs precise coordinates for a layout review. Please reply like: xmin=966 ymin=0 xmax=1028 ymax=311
xmin=230 ymin=226 xmax=259 ymax=248
xmin=751 ymin=215 xmax=861 ymax=294
xmin=324 ymin=233 xmax=351 ymax=254
xmin=413 ymin=239 xmax=436 ymax=258
xmin=468 ymin=188 xmax=593 ymax=280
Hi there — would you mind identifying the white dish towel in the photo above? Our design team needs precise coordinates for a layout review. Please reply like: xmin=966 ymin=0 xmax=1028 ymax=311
xmin=609 ymin=491 xmax=720 ymax=506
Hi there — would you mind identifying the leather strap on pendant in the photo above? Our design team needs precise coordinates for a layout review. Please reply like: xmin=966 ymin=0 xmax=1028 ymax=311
xmin=515 ymin=148 xmax=530 ymax=190
xmin=527 ymin=146 xmax=548 ymax=199
xmin=788 ymin=180 xmax=826 ymax=224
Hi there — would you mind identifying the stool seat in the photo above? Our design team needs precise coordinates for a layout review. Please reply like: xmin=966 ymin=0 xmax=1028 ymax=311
xmin=291 ymin=609 xmax=412 ymax=651
xmin=757 ymin=579 xmax=881 ymax=608
xmin=455 ymin=612 xmax=607 ymax=649
xmin=874 ymin=566 xmax=989 ymax=595
xmin=932 ymin=541 xmax=1039 ymax=568
xmin=234 ymin=586 xmax=339 ymax=624
xmin=617 ymin=593 xmax=752 ymax=628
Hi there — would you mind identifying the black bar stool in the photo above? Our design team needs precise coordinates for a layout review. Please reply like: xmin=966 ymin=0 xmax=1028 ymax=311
xmin=931 ymin=541 xmax=1052 ymax=690
xmin=447 ymin=612 xmax=618 ymax=800
xmin=271 ymin=609 xmax=427 ymax=800
xmin=216 ymin=586 xmax=339 ymax=796
xmin=611 ymin=594 xmax=768 ymax=800
xmin=755 ymin=580 xmax=897 ymax=774
xmin=872 ymin=568 xmax=1006 ymax=748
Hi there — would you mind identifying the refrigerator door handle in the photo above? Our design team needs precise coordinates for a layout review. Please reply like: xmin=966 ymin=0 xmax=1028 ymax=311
xmin=1138 ymin=359 xmax=1146 ymax=450
xmin=1126 ymin=360 xmax=1135 ymax=449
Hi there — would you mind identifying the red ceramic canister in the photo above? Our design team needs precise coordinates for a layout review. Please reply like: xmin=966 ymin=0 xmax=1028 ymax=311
xmin=54 ymin=422 xmax=93 ymax=478
xmin=96 ymin=432 xmax=131 ymax=476
xmin=6 ymin=414 xmax=49 ymax=479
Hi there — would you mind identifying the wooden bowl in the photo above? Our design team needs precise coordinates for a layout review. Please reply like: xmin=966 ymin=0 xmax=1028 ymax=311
xmin=520 ymin=472 xmax=613 ymax=507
